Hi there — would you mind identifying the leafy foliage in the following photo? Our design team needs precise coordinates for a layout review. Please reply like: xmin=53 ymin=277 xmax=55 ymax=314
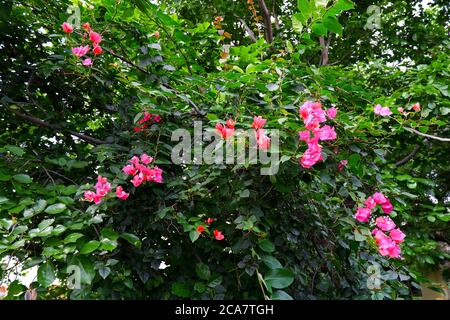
xmin=0 ymin=0 xmax=448 ymax=300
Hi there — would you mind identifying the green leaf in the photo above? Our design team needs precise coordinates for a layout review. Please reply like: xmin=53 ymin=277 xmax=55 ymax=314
xmin=259 ymin=239 xmax=275 ymax=253
xmin=37 ymin=262 xmax=55 ymax=287
xmin=311 ymin=22 xmax=328 ymax=36
xmin=44 ymin=203 xmax=66 ymax=214
xmin=100 ymin=238 xmax=118 ymax=251
xmin=264 ymin=268 xmax=295 ymax=289
xmin=327 ymin=0 xmax=355 ymax=16
xmin=80 ymin=240 xmax=100 ymax=254
xmin=195 ymin=263 xmax=211 ymax=280
xmin=189 ymin=230 xmax=200 ymax=242
xmin=323 ymin=16 xmax=343 ymax=35
xmin=5 ymin=145 xmax=24 ymax=156
xmin=64 ymin=233 xmax=84 ymax=243
xmin=32 ymin=199 xmax=47 ymax=214
xmin=271 ymin=290 xmax=294 ymax=300
xmin=13 ymin=174 xmax=32 ymax=184
xmin=261 ymin=255 xmax=283 ymax=269
xmin=297 ymin=0 xmax=311 ymax=18
xmin=171 ymin=282 xmax=191 ymax=298
xmin=120 ymin=233 xmax=142 ymax=248
xmin=67 ymin=256 xmax=95 ymax=285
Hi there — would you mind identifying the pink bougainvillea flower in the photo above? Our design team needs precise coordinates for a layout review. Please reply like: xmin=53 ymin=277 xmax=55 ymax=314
xmin=390 ymin=228 xmax=405 ymax=243
xmin=338 ymin=159 xmax=348 ymax=171
xmin=355 ymin=207 xmax=371 ymax=222
xmin=381 ymin=200 xmax=394 ymax=214
xmin=116 ymin=186 xmax=129 ymax=200
xmin=213 ymin=229 xmax=224 ymax=240
xmin=82 ymin=22 xmax=91 ymax=31
xmin=387 ymin=242 xmax=401 ymax=258
xmin=373 ymin=192 xmax=387 ymax=204
xmin=72 ymin=45 xmax=90 ymax=58
xmin=364 ymin=196 xmax=377 ymax=210
xmin=298 ymin=130 xmax=310 ymax=142
xmin=300 ymin=138 xmax=323 ymax=168
xmin=412 ymin=102 xmax=421 ymax=112
xmin=148 ymin=166 xmax=163 ymax=183
xmin=255 ymin=129 xmax=270 ymax=150
xmin=133 ymin=126 xmax=142 ymax=132
xmin=327 ymin=107 xmax=337 ymax=119
xmin=206 ymin=218 xmax=214 ymax=224
xmin=62 ymin=22 xmax=73 ymax=33
xmin=122 ymin=164 xmax=137 ymax=175
xmin=82 ymin=58 xmax=92 ymax=66
xmin=376 ymin=216 xmax=396 ymax=231
xmin=374 ymin=104 xmax=392 ymax=116
xmin=226 ymin=119 xmax=235 ymax=129
xmin=397 ymin=107 xmax=404 ymax=114
xmin=316 ymin=125 xmax=337 ymax=141
xmin=153 ymin=115 xmax=161 ymax=122
xmin=83 ymin=190 xmax=95 ymax=202
xmin=251 ymin=116 xmax=267 ymax=130
xmin=93 ymin=194 xmax=103 ymax=204
xmin=196 ymin=225 xmax=205 ymax=234
xmin=215 ymin=122 xmax=235 ymax=139
xmin=89 ymin=30 xmax=102 ymax=44
xmin=130 ymin=156 xmax=140 ymax=167
xmin=97 ymin=175 xmax=108 ymax=184
xmin=131 ymin=174 xmax=144 ymax=187
xmin=140 ymin=153 xmax=153 ymax=165
xmin=93 ymin=45 xmax=103 ymax=55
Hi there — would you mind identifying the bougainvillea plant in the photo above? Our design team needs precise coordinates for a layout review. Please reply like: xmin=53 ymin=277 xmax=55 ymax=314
xmin=1 ymin=0 xmax=449 ymax=301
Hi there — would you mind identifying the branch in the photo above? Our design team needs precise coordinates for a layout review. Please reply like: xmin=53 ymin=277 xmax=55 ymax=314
xmin=257 ymin=0 xmax=273 ymax=43
xmin=105 ymin=48 xmax=151 ymax=75
xmin=319 ymin=36 xmax=329 ymax=66
xmin=404 ymin=127 xmax=450 ymax=142
xmin=272 ymin=0 xmax=280 ymax=30
xmin=235 ymin=15 xmax=257 ymax=42
xmin=395 ymin=144 xmax=422 ymax=167
xmin=6 ymin=106 xmax=111 ymax=145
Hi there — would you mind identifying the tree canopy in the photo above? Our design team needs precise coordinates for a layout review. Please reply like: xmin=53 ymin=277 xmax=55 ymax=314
xmin=0 ymin=0 xmax=449 ymax=300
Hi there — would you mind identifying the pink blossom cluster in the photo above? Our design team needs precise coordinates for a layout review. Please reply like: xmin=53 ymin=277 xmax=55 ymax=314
xmin=62 ymin=21 xmax=103 ymax=67
xmin=374 ymin=104 xmax=392 ymax=116
xmin=252 ymin=116 xmax=270 ymax=150
xmin=298 ymin=101 xmax=337 ymax=168
xmin=122 ymin=154 xmax=163 ymax=187
xmin=84 ymin=175 xmax=112 ymax=204
xmin=215 ymin=118 xmax=236 ymax=139
xmin=354 ymin=192 xmax=405 ymax=258
xmin=134 ymin=111 xmax=162 ymax=132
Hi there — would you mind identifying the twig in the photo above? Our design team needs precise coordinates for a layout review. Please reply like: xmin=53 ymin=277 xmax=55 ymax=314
xmin=235 ymin=16 xmax=257 ymax=42
xmin=257 ymin=0 xmax=273 ymax=43
xmin=6 ymin=105 xmax=112 ymax=146
xmin=404 ymin=127 xmax=450 ymax=142
xmin=395 ymin=144 xmax=422 ymax=167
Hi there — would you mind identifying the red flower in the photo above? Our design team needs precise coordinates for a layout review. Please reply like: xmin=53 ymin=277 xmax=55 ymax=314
xmin=226 ymin=119 xmax=235 ymax=128
xmin=93 ymin=45 xmax=103 ymax=55
xmin=62 ymin=22 xmax=73 ymax=33
xmin=213 ymin=229 xmax=224 ymax=240
xmin=197 ymin=225 xmax=205 ymax=234
xmin=206 ymin=217 xmax=214 ymax=224
xmin=82 ymin=22 xmax=91 ymax=31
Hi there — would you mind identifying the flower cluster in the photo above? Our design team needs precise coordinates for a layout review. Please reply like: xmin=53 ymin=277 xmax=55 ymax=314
xmin=354 ymin=192 xmax=405 ymax=258
xmin=61 ymin=21 xmax=103 ymax=67
xmin=122 ymin=154 xmax=163 ymax=187
xmin=298 ymin=101 xmax=337 ymax=168
xmin=215 ymin=118 xmax=235 ymax=139
xmin=374 ymin=104 xmax=392 ymax=116
xmin=134 ymin=111 xmax=161 ymax=132
xmin=83 ymin=153 xmax=161 ymax=205
xmin=196 ymin=217 xmax=224 ymax=241
xmin=252 ymin=116 xmax=270 ymax=150
xmin=83 ymin=175 xmax=112 ymax=204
